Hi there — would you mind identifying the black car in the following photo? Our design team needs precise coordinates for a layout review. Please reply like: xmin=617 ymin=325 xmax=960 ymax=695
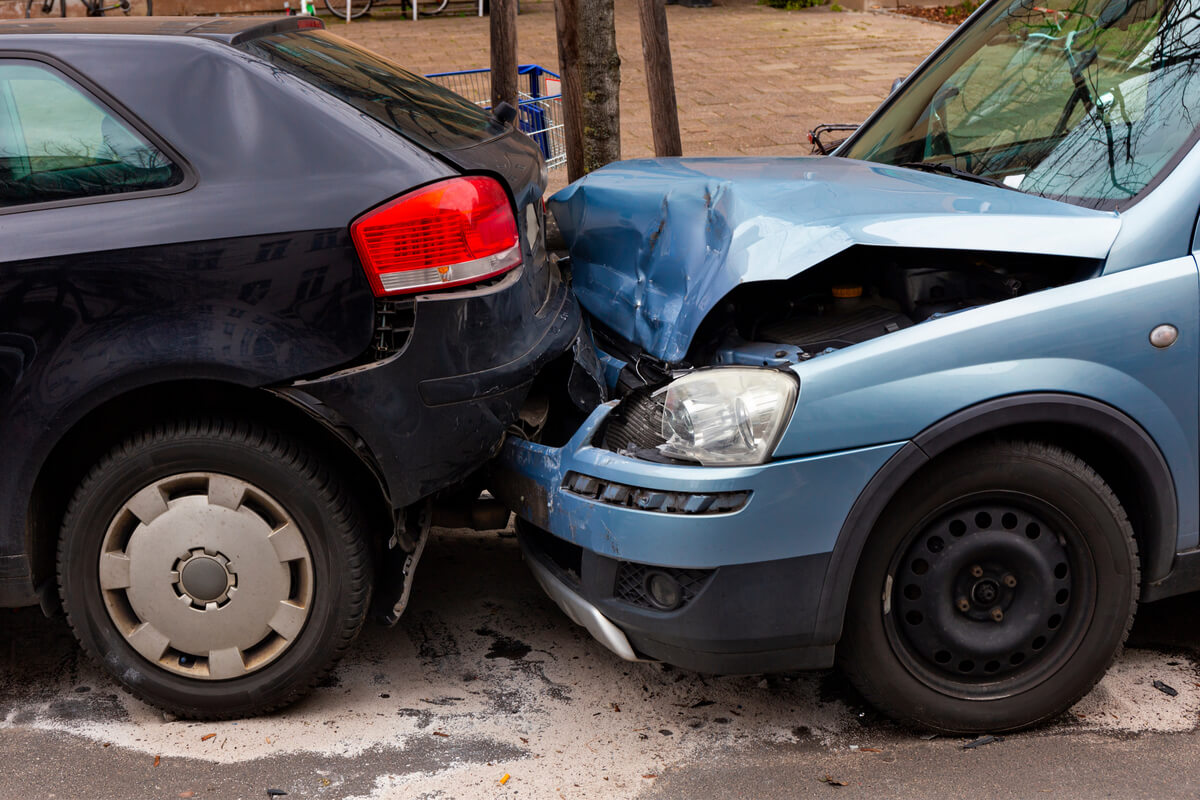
xmin=0 ymin=16 xmax=584 ymax=718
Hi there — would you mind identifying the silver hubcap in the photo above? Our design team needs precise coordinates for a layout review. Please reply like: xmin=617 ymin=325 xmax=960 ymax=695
xmin=98 ymin=473 xmax=314 ymax=680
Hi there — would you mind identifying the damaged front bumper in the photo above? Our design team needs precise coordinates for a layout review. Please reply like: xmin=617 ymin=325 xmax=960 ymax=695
xmin=492 ymin=403 xmax=905 ymax=673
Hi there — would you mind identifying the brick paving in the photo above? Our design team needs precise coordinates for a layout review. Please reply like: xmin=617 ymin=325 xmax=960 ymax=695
xmin=337 ymin=0 xmax=951 ymax=188
xmin=2 ymin=0 xmax=950 ymax=177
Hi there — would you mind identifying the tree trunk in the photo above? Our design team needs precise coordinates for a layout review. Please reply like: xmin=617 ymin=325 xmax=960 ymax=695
xmin=490 ymin=0 xmax=518 ymax=113
xmin=637 ymin=0 xmax=681 ymax=157
xmin=576 ymin=0 xmax=621 ymax=173
xmin=553 ymin=0 xmax=585 ymax=181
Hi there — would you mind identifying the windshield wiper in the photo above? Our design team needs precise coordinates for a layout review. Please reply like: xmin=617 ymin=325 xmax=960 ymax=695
xmin=899 ymin=161 xmax=1012 ymax=190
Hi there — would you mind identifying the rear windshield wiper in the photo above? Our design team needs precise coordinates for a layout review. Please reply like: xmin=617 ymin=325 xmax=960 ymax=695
xmin=899 ymin=161 xmax=1012 ymax=190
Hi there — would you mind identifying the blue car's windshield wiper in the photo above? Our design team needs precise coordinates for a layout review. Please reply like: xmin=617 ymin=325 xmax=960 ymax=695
xmin=899 ymin=161 xmax=1011 ymax=190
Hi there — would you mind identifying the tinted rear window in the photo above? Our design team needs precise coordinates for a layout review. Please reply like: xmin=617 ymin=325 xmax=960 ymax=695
xmin=240 ymin=31 xmax=505 ymax=152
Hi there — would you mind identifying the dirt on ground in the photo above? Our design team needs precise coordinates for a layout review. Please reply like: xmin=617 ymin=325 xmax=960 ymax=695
xmin=4 ymin=528 xmax=1200 ymax=800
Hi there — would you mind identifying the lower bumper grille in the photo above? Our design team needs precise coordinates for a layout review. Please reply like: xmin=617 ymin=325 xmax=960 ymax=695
xmin=520 ymin=522 xmax=583 ymax=586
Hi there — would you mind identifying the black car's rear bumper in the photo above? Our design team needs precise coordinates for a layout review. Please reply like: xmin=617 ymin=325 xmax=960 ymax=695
xmin=279 ymin=262 xmax=581 ymax=509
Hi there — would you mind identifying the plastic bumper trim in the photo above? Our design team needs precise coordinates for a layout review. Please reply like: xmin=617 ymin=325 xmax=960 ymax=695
xmin=523 ymin=543 xmax=645 ymax=662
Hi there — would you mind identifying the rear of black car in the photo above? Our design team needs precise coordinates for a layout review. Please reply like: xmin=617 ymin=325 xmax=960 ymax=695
xmin=234 ymin=27 xmax=581 ymax=507
xmin=0 ymin=18 xmax=581 ymax=719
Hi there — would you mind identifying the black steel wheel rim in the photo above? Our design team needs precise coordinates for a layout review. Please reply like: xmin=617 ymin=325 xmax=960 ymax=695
xmin=883 ymin=491 xmax=1096 ymax=700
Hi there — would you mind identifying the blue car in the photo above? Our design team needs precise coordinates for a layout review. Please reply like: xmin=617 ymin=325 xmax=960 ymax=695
xmin=492 ymin=0 xmax=1200 ymax=732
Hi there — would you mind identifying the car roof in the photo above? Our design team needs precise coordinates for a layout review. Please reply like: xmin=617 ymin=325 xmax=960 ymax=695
xmin=0 ymin=15 xmax=323 ymax=45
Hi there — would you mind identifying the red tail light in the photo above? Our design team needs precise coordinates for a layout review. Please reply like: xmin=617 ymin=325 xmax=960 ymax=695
xmin=351 ymin=176 xmax=522 ymax=296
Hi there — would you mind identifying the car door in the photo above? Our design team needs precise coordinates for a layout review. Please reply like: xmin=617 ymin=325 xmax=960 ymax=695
xmin=0 ymin=55 xmax=187 ymax=604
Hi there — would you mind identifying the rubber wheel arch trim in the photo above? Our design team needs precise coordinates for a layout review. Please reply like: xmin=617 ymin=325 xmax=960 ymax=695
xmin=813 ymin=392 xmax=1176 ymax=647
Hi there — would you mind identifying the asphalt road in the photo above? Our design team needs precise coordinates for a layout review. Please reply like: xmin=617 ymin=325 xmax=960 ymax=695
xmin=3 ymin=527 xmax=1200 ymax=800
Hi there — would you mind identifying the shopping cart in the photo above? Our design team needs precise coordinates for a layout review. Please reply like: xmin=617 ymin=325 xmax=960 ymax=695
xmin=425 ymin=64 xmax=566 ymax=169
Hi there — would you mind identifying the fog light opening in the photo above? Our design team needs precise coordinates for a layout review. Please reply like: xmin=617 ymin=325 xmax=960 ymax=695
xmin=645 ymin=571 xmax=684 ymax=610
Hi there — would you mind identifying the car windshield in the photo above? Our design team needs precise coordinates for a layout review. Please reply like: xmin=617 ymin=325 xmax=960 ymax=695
xmin=239 ymin=30 xmax=506 ymax=153
xmin=841 ymin=0 xmax=1200 ymax=209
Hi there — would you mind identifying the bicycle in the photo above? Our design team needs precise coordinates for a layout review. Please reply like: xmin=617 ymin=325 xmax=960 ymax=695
xmin=24 ymin=0 xmax=135 ymax=17
xmin=323 ymin=0 xmax=448 ymax=20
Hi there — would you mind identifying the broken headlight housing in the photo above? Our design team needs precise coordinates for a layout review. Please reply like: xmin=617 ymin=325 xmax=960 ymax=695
xmin=656 ymin=368 xmax=798 ymax=466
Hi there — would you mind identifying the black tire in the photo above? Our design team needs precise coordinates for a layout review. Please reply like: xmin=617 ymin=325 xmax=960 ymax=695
xmin=323 ymin=0 xmax=371 ymax=20
xmin=839 ymin=440 xmax=1138 ymax=733
xmin=58 ymin=418 xmax=371 ymax=719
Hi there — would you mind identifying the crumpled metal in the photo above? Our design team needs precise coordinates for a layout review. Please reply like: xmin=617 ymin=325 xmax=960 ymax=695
xmin=549 ymin=156 xmax=1121 ymax=363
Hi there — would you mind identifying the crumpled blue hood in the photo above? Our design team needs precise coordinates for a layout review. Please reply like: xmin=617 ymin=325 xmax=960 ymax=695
xmin=549 ymin=156 xmax=1121 ymax=363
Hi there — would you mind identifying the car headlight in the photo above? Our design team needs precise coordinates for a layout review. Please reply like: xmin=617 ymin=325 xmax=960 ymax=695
xmin=656 ymin=368 xmax=798 ymax=466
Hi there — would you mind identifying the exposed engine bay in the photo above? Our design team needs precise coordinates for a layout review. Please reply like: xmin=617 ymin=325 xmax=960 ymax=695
xmin=593 ymin=246 xmax=1098 ymax=460
xmin=684 ymin=246 xmax=1096 ymax=371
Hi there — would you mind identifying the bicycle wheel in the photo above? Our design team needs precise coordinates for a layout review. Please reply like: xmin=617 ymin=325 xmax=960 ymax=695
xmin=89 ymin=0 xmax=131 ymax=16
xmin=407 ymin=0 xmax=448 ymax=15
xmin=324 ymin=0 xmax=371 ymax=20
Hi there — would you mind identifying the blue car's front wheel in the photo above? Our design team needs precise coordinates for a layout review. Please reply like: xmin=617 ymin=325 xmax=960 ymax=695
xmin=840 ymin=440 xmax=1138 ymax=733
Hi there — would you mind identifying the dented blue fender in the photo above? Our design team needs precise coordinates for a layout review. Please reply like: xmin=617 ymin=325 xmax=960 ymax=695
xmin=550 ymin=156 xmax=1121 ymax=363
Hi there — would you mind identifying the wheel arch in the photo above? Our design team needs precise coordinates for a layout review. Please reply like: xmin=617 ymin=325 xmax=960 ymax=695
xmin=27 ymin=379 xmax=392 ymax=607
xmin=813 ymin=392 xmax=1178 ymax=645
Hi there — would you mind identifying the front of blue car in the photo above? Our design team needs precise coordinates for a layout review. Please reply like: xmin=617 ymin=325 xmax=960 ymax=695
xmin=494 ymin=0 xmax=1200 ymax=733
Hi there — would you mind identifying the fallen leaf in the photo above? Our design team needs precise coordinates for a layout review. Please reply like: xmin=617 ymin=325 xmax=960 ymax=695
xmin=179 ymin=793 xmax=195 ymax=798
xmin=611 ymin=703 xmax=621 ymax=712
xmin=432 ymin=731 xmax=450 ymax=737
xmin=153 ymin=755 xmax=161 ymax=768
xmin=820 ymin=774 xmax=848 ymax=786
xmin=519 ymin=737 xmax=529 ymax=744
xmin=200 ymin=733 xmax=216 ymax=742
xmin=860 ymin=747 xmax=882 ymax=753
xmin=641 ymin=774 xmax=658 ymax=779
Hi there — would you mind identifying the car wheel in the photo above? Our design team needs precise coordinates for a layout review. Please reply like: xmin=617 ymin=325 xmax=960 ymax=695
xmin=58 ymin=418 xmax=371 ymax=719
xmin=839 ymin=440 xmax=1138 ymax=733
